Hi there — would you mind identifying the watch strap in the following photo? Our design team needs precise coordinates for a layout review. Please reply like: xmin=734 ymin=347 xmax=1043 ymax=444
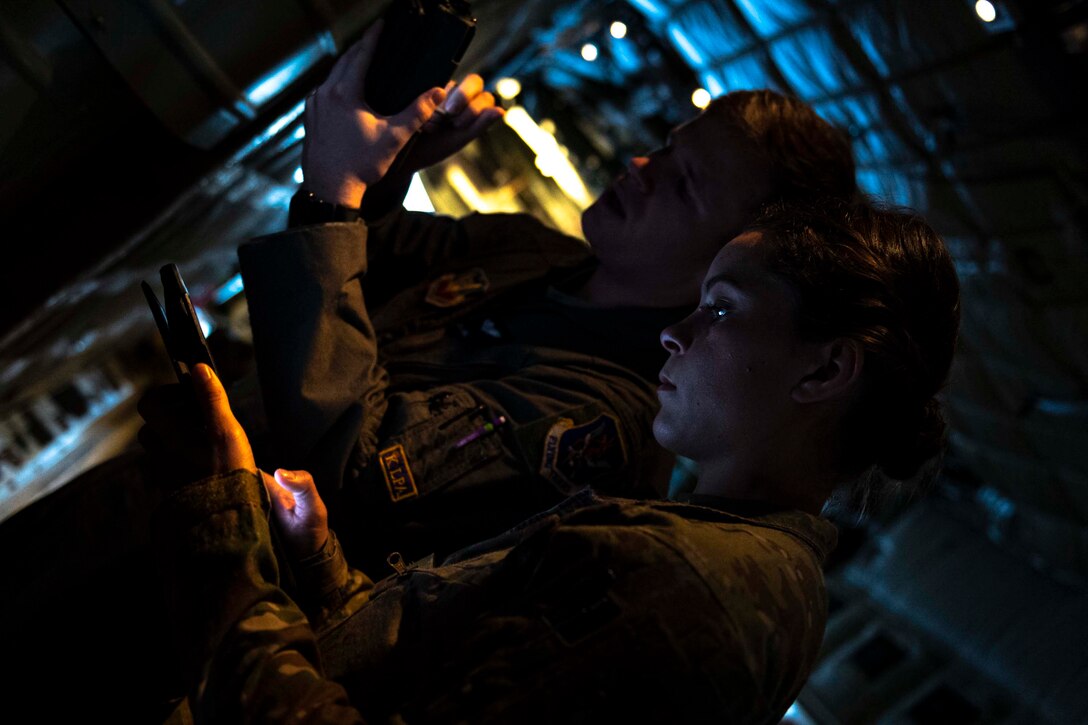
xmin=288 ymin=189 xmax=362 ymax=228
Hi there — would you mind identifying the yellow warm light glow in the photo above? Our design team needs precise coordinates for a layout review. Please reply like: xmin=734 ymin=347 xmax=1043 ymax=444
xmin=691 ymin=88 xmax=711 ymax=109
xmin=443 ymin=164 xmax=520 ymax=214
xmin=445 ymin=165 xmax=489 ymax=211
xmin=975 ymin=0 xmax=996 ymax=22
xmin=581 ymin=43 xmax=599 ymax=62
xmin=496 ymin=77 xmax=521 ymax=100
xmin=610 ymin=21 xmax=628 ymax=39
xmin=503 ymin=106 xmax=592 ymax=208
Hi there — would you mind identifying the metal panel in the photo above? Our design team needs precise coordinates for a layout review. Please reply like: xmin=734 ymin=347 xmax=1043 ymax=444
xmin=56 ymin=0 xmax=363 ymax=147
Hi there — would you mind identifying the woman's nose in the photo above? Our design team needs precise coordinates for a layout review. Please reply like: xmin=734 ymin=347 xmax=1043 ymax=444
xmin=660 ymin=321 xmax=689 ymax=354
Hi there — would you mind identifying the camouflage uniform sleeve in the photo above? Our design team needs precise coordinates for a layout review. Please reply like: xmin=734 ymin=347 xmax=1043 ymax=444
xmin=238 ymin=212 xmax=595 ymax=502
xmin=364 ymin=206 xmax=467 ymax=272
xmin=400 ymin=503 xmax=827 ymax=724
xmin=156 ymin=469 xmax=372 ymax=723
xmin=240 ymin=223 xmax=386 ymax=495
xmin=238 ymin=212 xmax=529 ymax=496
xmin=289 ymin=529 xmax=373 ymax=628
xmin=357 ymin=207 xmax=585 ymax=308
xmin=393 ymin=505 xmax=765 ymax=718
xmin=364 ymin=207 xmax=577 ymax=271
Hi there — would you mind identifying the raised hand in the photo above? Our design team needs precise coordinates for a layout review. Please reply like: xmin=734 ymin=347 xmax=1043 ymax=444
xmin=408 ymin=73 xmax=505 ymax=172
xmin=301 ymin=21 xmax=449 ymax=207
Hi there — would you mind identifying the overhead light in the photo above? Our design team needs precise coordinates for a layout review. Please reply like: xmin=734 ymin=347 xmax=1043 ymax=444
xmin=701 ymin=71 xmax=725 ymax=97
xmin=244 ymin=44 xmax=325 ymax=107
xmin=293 ymin=126 xmax=305 ymax=140
xmin=504 ymin=106 xmax=592 ymax=207
xmin=496 ymin=77 xmax=522 ymax=100
xmin=293 ymin=167 xmax=304 ymax=184
xmin=975 ymin=0 xmax=996 ymax=22
xmin=668 ymin=25 xmax=705 ymax=66
xmin=610 ymin=21 xmax=628 ymax=39
xmin=628 ymin=0 xmax=666 ymax=20
xmin=213 ymin=274 xmax=245 ymax=305
xmin=581 ymin=43 xmax=599 ymax=62
xmin=691 ymin=88 xmax=711 ymax=109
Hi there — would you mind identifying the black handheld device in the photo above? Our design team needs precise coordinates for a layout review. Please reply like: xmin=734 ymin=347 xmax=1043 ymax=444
xmin=364 ymin=0 xmax=477 ymax=116
xmin=141 ymin=264 xmax=217 ymax=383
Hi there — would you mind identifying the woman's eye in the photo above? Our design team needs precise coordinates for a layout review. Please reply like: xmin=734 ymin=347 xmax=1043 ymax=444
xmin=699 ymin=303 xmax=730 ymax=320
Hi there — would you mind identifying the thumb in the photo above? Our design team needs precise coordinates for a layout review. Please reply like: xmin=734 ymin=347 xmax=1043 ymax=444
xmin=274 ymin=469 xmax=319 ymax=509
xmin=192 ymin=363 xmax=254 ymax=471
xmin=394 ymin=86 xmax=447 ymax=135
xmin=191 ymin=363 xmax=234 ymax=431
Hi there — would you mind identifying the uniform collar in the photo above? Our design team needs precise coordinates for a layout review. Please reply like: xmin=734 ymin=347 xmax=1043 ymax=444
xmin=667 ymin=492 xmax=839 ymax=563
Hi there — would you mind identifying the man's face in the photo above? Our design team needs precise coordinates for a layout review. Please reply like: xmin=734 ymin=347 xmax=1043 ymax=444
xmin=653 ymin=232 xmax=817 ymax=466
xmin=581 ymin=110 xmax=774 ymax=302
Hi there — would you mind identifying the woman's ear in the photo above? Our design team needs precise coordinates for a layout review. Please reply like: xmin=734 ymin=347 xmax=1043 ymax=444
xmin=791 ymin=338 xmax=864 ymax=404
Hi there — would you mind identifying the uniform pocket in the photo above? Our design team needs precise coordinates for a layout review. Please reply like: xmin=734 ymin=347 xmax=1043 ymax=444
xmin=370 ymin=387 xmax=509 ymax=503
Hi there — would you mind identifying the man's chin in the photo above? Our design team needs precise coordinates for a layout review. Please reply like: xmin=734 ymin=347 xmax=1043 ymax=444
xmin=583 ymin=199 xmax=621 ymax=254
xmin=584 ymin=187 xmax=623 ymax=229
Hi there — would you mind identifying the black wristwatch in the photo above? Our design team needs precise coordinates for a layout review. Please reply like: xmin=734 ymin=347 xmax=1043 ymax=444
xmin=287 ymin=189 xmax=362 ymax=228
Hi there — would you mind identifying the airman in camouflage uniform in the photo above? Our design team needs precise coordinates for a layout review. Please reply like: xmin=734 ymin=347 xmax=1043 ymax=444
xmin=157 ymin=467 xmax=836 ymax=724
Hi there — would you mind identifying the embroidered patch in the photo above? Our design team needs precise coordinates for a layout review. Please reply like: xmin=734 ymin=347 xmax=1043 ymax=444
xmin=379 ymin=444 xmax=418 ymax=503
xmin=424 ymin=268 xmax=490 ymax=308
xmin=540 ymin=414 xmax=627 ymax=490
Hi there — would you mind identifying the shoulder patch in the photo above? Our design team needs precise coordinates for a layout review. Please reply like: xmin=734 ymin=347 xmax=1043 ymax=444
xmin=379 ymin=444 xmax=418 ymax=503
xmin=424 ymin=268 xmax=490 ymax=308
xmin=540 ymin=414 xmax=628 ymax=491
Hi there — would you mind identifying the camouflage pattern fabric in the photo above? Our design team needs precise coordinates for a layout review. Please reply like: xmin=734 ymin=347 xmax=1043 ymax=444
xmin=158 ymin=469 xmax=836 ymax=724
xmin=238 ymin=210 xmax=681 ymax=575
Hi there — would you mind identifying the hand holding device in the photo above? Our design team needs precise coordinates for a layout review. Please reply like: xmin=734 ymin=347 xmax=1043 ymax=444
xmin=141 ymin=263 xmax=216 ymax=384
xmin=300 ymin=23 xmax=450 ymax=207
xmin=364 ymin=0 xmax=477 ymax=117
xmin=261 ymin=468 xmax=330 ymax=560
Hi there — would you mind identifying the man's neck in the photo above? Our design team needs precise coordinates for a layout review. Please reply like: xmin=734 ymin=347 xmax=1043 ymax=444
xmin=576 ymin=265 xmax=698 ymax=309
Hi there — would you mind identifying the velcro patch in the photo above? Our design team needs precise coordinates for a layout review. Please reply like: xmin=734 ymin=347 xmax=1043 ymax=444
xmin=540 ymin=414 xmax=627 ymax=491
xmin=424 ymin=268 xmax=490 ymax=308
xmin=379 ymin=444 xmax=418 ymax=503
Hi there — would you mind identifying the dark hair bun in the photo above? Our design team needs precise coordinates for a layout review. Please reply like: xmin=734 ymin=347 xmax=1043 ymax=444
xmin=873 ymin=397 xmax=947 ymax=482
xmin=825 ymin=398 xmax=948 ymax=518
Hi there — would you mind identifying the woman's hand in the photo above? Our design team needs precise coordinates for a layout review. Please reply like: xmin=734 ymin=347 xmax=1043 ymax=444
xmin=301 ymin=21 xmax=449 ymax=207
xmin=261 ymin=468 xmax=329 ymax=560
xmin=137 ymin=364 xmax=256 ymax=485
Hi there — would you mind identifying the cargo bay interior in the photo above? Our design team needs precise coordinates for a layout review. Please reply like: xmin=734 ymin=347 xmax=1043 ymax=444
xmin=1 ymin=1 xmax=1087 ymax=721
